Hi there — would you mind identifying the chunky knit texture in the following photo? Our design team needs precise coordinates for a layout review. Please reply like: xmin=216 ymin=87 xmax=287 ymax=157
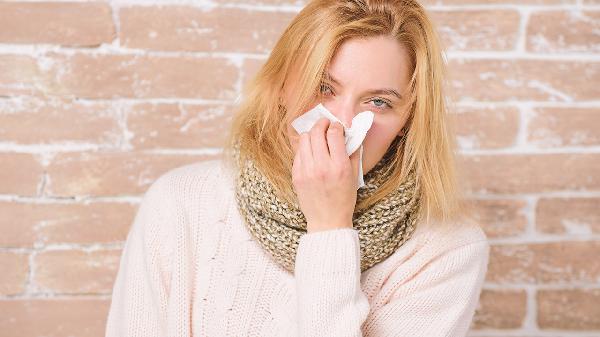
xmin=232 ymin=134 xmax=422 ymax=274
xmin=105 ymin=159 xmax=490 ymax=337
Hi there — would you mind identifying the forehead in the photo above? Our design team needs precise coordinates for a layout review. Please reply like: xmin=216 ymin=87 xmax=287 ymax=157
xmin=327 ymin=36 xmax=411 ymax=89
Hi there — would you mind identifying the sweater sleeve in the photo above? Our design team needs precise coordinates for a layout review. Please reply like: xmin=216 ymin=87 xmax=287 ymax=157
xmin=294 ymin=228 xmax=370 ymax=337
xmin=293 ymin=228 xmax=490 ymax=337
xmin=104 ymin=176 xmax=174 ymax=337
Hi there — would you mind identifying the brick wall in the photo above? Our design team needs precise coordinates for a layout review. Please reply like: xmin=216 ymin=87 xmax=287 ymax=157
xmin=0 ymin=0 xmax=598 ymax=336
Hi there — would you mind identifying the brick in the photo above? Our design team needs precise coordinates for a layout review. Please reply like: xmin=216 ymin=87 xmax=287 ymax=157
xmin=527 ymin=107 xmax=600 ymax=147
xmin=471 ymin=289 xmax=527 ymax=329
xmin=127 ymin=103 xmax=235 ymax=149
xmin=0 ymin=153 xmax=43 ymax=196
xmin=0 ymin=299 xmax=109 ymax=336
xmin=38 ymin=52 xmax=238 ymax=99
xmin=0 ymin=252 xmax=29 ymax=296
xmin=487 ymin=241 xmax=600 ymax=284
xmin=0 ymin=201 xmax=36 ymax=248
xmin=120 ymin=7 xmax=519 ymax=53
xmin=0 ymin=55 xmax=40 ymax=96
xmin=430 ymin=10 xmax=520 ymax=51
xmin=0 ymin=2 xmax=115 ymax=46
xmin=450 ymin=106 xmax=519 ymax=149
xmin=536 ymin=197 xmax=600 ymax=235
xmin=34 ymin=249 xmax=121 ymax=294
xmin=220 ymin=0 xmax=576 ymax=5
xmin=459 ymin=153 xmax=600 ymax=194
xmin=212 ymin=0 xmax=305 ymax=4
xmin=422 ymin=0 xmax=576 ymax=4
xmin=447 ymin=59 xmax=599 ymax=102
xmin=537 ymin=289 xmax=600 ymax=329
xmin=120 ymin=6 xmax=294 ymax=53
xmin=0 ymin=97 xmax=121 ymax=145
xmin=0 ymin=201 xmax=135 ymax=248
xmin=465 ymin=199 xmax=528 ymax=238
xmin=527 ymin=10 xmax=600 ymax=53
xmin=45 ymin=152 xmax=218 ymax=196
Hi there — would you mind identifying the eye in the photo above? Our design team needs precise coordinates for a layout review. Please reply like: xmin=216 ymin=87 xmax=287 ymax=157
xmin=319 ymin=83 xmax=334 ymax=96
xmin=368 ymin=98 xmax=393 ymax=111
xmin=319 ymin=82 xmax=393 ymax=112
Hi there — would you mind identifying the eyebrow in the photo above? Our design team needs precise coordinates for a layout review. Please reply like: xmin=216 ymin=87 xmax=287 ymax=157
xmin=322 ymin=71 xmax=403 ymax=100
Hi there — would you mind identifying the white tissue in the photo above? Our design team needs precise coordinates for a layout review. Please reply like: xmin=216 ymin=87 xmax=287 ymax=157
xmin=290 ymin=103 xmax=374 ymax=189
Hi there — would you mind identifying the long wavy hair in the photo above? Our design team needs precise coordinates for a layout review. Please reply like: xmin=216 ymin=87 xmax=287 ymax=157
xmin=222 ymin=0 xmax=471 ymax=227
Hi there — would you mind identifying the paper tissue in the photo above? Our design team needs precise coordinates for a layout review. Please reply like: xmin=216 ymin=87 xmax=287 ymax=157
xmin=290 ymin=103 xmax=374 ymax=189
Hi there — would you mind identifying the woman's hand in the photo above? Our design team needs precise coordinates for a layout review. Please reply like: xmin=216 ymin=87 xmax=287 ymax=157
xmin=292 ymin=117 xmax=361 ymax=233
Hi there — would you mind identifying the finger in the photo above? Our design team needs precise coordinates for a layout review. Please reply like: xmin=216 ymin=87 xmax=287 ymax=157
xmin=310 ymin=117 xmax=331 ymax=166
xmin=299 ymin=132 xmax=314 ymax=174
xmin=327 ymin=121 xmax=346 ymax=165
xmin=350 ymin=145 xmax=362 ymax=183
xmin=292 ymin=137 xmax=301 ymax=179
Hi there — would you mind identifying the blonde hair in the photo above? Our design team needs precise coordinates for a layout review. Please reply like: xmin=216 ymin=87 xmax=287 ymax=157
xmin=222 ymin=0 xmax=472 ymax=228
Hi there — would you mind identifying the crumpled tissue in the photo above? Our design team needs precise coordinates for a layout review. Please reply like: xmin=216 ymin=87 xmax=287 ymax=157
xmin=290 ymin=103 xmax=374 ymax=189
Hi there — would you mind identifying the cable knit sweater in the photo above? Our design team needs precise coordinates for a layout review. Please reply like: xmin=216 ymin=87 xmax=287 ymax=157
xmin=104 ymin=158 xmax=490 ymax=337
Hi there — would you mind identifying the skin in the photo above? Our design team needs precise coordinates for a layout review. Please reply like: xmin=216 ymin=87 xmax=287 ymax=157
xmin=282 ymin=35 xmax=412 ymax=233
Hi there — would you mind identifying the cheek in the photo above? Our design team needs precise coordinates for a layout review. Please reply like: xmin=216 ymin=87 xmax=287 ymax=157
xmin=360 ymin=115 xmax=405 ymax=170
xmin=363 ymin=118 xmax=400 ymax=150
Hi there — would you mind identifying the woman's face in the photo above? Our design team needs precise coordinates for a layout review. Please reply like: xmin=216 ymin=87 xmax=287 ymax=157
xmin=284 ymin=35 xmax=412 ymax=175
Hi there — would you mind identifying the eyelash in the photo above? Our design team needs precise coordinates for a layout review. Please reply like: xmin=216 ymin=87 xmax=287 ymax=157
xmin=319 ymin=82 xmax=394 ymax=111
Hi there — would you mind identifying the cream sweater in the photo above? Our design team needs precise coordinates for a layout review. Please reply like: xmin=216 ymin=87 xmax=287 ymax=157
xmin=105 ymin=159 xmax=490 ymax=337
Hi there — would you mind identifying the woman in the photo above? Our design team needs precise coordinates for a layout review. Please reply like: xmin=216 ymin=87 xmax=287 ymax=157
xmin=105 ymin=1 xmax=490 ymax=336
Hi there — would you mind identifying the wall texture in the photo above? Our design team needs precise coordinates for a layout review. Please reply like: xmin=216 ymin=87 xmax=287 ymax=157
xmin=0 ymin=0 xmax=598 ymax=336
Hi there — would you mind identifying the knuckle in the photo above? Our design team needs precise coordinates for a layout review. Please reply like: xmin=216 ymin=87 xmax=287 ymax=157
xmin=327 ymin=125 xmax=339 ymax=134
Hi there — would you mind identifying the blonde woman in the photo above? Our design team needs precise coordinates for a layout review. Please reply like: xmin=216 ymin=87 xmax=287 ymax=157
xmin=105 ymin=1 xmax=490 ymax=336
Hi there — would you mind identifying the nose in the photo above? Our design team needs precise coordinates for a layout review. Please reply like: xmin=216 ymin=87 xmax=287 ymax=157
xmin=323 ymin=101 xmax=358 ymax=129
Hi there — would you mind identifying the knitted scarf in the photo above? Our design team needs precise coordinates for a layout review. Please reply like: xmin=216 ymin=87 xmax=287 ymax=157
xmin=231 ymin=134 xmax=421 ymax=274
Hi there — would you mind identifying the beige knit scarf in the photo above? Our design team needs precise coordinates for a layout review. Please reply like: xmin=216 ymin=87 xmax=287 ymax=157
xmin=231 ymin=134 xmax=421 ymax=274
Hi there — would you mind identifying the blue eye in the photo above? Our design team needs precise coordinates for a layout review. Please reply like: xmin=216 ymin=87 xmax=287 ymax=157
xmin=319 ymin=82 xmax=393 ymax=111
xmin=370 ymin=98 xmax=392 ymax=111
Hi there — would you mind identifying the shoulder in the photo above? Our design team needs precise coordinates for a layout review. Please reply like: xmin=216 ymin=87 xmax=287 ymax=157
xmin=442 ymin=221 xmax=489 ymax=268
xmin=390 ymin=217 xmax=490 ymax=276
xmin=414 ymin=216 xmax=489 ymax=252
xmin=152 ymin=158 xmax=230 ymax=190
xmin=417 ymin=220 xmax=490 ymax=289
xmin=415 ymin=218 xmax=490 ymax=273
xmin=140 ymin=158 xmax=236 ymax=222
xmin=149 ymin=158 xmax=235 ymax=200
